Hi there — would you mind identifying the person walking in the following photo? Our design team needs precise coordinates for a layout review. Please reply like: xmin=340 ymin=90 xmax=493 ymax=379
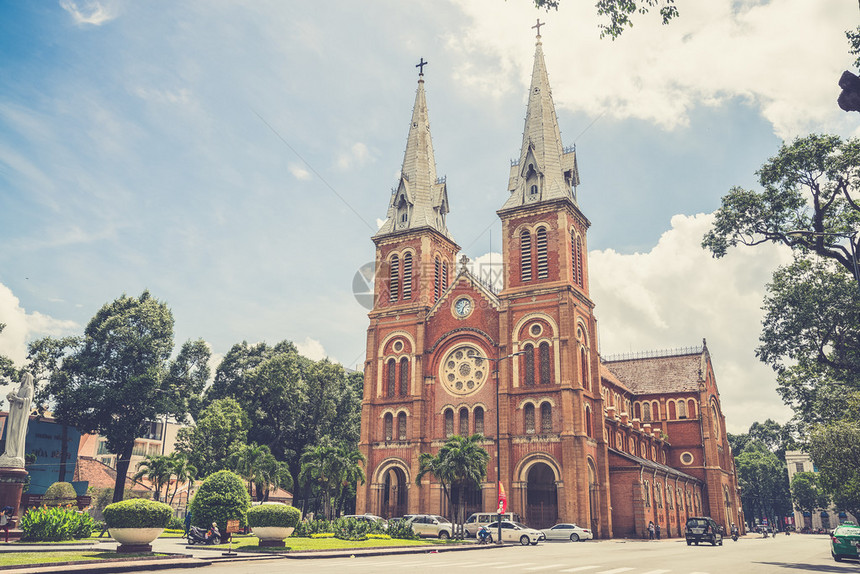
xmin=655 ymin=523 xmax=661 ymax=540
xmin=648 ymin=521 xmax=655 ymax=540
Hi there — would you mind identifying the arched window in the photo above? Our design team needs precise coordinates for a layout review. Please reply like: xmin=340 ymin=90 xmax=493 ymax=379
xmin=397 ymin=412 xmax=407 ymax=440
xmin=585 ymin=405 xmax=593 ymax=437
xmin=656 ymin=482 xmax=663 ymax=508
xmin=668 ymin=401 xmax=677 ymax=419
xmin=711 ymin=402 xmax=721 ymax=439
xmin=521 ymin=230 xmax=532 ymax=281
xmin=643 ymin=480 xmax=650 ymax=507
xmin=536 ymin=227 xmax=548 ymax=279
xmin=539 ymin=342 xmax=551 ymax=384
xmin=524 ymin=403 xmax=536 ymax=434
xmin=459 ymin=408 xmax=469 ymax=436
xmin=688 ymin=399 xmax=697 ymax=418
xmin=541 ymin=403 xmax=552 ymax=433
xmin=384 ymin=413 xmax=393 ymax=441
xmin=634 ymin=402 xmax=642 ymax=420
xmin=629 ymin=437 xmax=635 ymax=453
xmin=643 ymin=402 xmax=652 ymax=422
xmin=575 ymin=236 xmax=584 ymax=286
xmin=677 ymin=400 xmax=687 ymax=419
xmin=442 ymin=260 xmax=449 ymax=290
xmin=403 ymin=252 xmax=413 ymax=300
xmin=387 ymin=359 xmax=396 ymax=397
xmin=474 ymin=407 xmax=484 ymax=435
xmin=399 ymin=358 xmax=409 ymax=396
xmin=444 ymin=409 xmax=454 ymax=438
xmin=580 ymin=347 xmax=589 ymax=390
xmin=652 ymin=401 xmax=660 ymax=421
xmin=523 ymin=344 xmax=535 ymax=386
xmin=389 ymin=255 xmax=399 ymax=302
xmin=434 ymin=257 xmax=441 ymax=302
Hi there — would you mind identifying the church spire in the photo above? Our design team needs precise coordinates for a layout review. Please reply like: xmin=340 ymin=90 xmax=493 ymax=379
xmin=375 ymin=59 xmax=451 ymax=240
xmin=500 ymin=21 xmax=579 ymax=211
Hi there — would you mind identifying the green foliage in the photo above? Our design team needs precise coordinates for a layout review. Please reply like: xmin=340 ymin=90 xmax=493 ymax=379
xmin=531 ymin=0 xmax=678 ymax=40
xmin=247 ymin=504 xmax=301 ymax=528
xmin=292 ymin=517 xmax=388 ymax=541
xmin=42 ymin=482 xmax=78 ymax=507
xmin=735 ymin=441 xmax=792 ymax=525
xmin=176 ymin=397 xmax=249 ymax=477
xmin=230 ymin=443 xmax=293 ymax=502
xmin=167 ymin=515 xmax=184 ymax=530
xmin=808 ymin=420 xmax=860 ymax=519
xmin=0 ymin=323 xmax=18 ymax=387
xmin=848 ymin=27 xmax=860 ymax=70
xmin=299 ymin=439 xmax=365 ymax=519
xmin=385 ymin=518 xmax=419 ymax=540
xmin=20 ymin=506 xmax=95 ymax=541
xmin=29 ymin=291 xmax=211 ymax=503
xmin=87 ymin=488 xmax=150 ymax=521
xmin=790 ymin=472 xmax=830 ymax=515
xmin=292 ymin=518 xmax=333 ymax=537
xmin=189 ymin=470 xmax=250 ymax=533
xmin=103 ymin=498 xmax=172 ymax=529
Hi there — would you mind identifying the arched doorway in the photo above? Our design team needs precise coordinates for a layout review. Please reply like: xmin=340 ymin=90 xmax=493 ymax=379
xmin=381 ymin=467 xmax=407 ymax=519
xmin=587 ymin=459 xmax=599 ymax=534
xmin=526 ymin=462 xmax=558 ymax=529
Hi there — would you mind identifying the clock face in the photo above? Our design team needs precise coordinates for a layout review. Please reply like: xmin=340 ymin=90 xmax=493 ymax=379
xmin=454 ymin=298 xmax=472 ymax=317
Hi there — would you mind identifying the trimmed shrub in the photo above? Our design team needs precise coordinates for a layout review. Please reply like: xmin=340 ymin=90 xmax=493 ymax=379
xmin=292 ymin=518 xmax=332 ymax=537
xmin=20 ymin=506 xmax=95 ymax=541
xmin=386 ymin=518 xmax=419 ymax=540
xmin=42 ymin=482 xmax=77 ymax=507
xmin=189 ymin=470 xmax=250 ymax=534
xmin=247 ymin=504 xmax=301 ymax=528
xmin=103 ymin=498 xmax=172 ymax=529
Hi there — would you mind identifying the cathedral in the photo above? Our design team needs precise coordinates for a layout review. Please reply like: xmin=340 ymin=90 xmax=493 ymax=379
xmin=355 ymin=26 xmax=742 ymax=539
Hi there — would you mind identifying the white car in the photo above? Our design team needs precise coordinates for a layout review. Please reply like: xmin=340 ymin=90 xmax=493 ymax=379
xmin=406 ymin=514 xmax=453 ymax=539
xmin=540 ymin=523 xmax=593 ymax=541
xmin=485 ymin=520 xmax=543 ymax=545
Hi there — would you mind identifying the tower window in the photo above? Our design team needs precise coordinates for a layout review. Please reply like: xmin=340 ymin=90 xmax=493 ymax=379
xmin=387 ymin=359 xmax=396 ymax=398
xmin=529 ymin=184 xmax=538 ymax=198
xmin=536 ymin=227 xmax=548 ymax=279
xmin=399 ymin=358 xmax=409 ymax=396
xmin=539 ymin=342 xmax=551 ymax=385
xmin=525 ymin=403 xmax=535 ymax=434
xmin=576 ymin=235 xmax=584 ymax=287
xmin=459 ymin=408 xmax=469 ymax=436
xmin=541 ymin=402 xmax=552 ymax=433
xmin=403 ymin=253 xmax=413 ymax=300
xmin=521 ymin=230 xmax=532 ymax=282
xmin=474 ymin=407 xmax=484 ymax=435
xmin=580 ymin=347 xmax=589 ymax=390
xmin=523 ymin=343 xmax=535 ymax=386
xmin=384 ymin=413 xmax=393 ymax=441
xmin=442 ymin=260 xmax=449 ymax=290
xmin=444 ymin=409 xmax=454 ymax=438
xmin=389 ymin=254 xmax=400 ymax=302
xmin=585 ymin=405 xmax=593 ymax=437
xmin=434 ymin=257 xmax=441 ymax=302
xmin=398 ymin=412 xmax=407 ymax=440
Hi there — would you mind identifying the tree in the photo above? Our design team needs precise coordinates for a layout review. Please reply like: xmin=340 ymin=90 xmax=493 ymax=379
xmin=331 ymin=444 xmax=366 ymax=517
xmin=298 ymin=440 xmax=339 ymax=519
xmin=790 ymin=472 xmax=830 ymax=518
xmin=415 ymin=434 xmax=490 ymax=539
xmin=808 ymin=420 xmax=860 ymax=520
xmin=230 ymin=443 xmax=293 ymax=502
xmin=175 ymin=397 xmax=249 ymax=477
xmin=734 ymin=441 xmax=792 ymax=528
xmin=0 ymin=323 xmax=18 ymax=388
xmin=165 ymin=452 xmax=197 ymax=506
xmin=132 ymin=454 xmax=174 ymax=502
xmin=30 ymin=291 xmax=211 ymax=502
xmin=532 ymin=0 xmax=678 ymax=40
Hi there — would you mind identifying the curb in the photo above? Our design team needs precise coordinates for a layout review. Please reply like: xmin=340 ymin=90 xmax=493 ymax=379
xmin=0 ymin=557 xmax=211 ymax=574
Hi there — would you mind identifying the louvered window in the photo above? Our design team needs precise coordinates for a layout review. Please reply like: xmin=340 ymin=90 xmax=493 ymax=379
xmin=403 ymin=253 xmax=412 ymax=299
xmin=434 ymin=257 xmax=441 ymax=301
xmin=541 ymin=403 xmax=552 ymax=433
xmin=521 ymin=230 xmax=532 ymax=281
xmin=524 ymin=404 xmax=535 ymax=434
xmin=585 ymin=405 xmax=593 ymax=437
xmin=442 ymin=261 xmax=448 ymax=290
xmin=576 ymin=236 xmax=584 ymax=286
xmin=474 ymin=407 xmax=484 ymax=435
xmin=399 ymin=358 xmax=409 ymax=396
xmin=459 ymin=408 xmax=469 ymax=436
xmin=580 ymin=347 xmax=589 ymax=390
xmin=387 ymin=359 xmax=396 ymax=397
xmin=524 ymin=344 xmax=535 ymax=386
xmin=536 ymin=227 xmax=548 ymax=279
xmin=389 ymin=255 xmax=399 ymax=302
xmin=398 ymin=412 xmax=407 ymax=440
xmin=444 ymin=409 xmax=454 ymax=437
xmin=539 ymin=342 xmax=551 ymax=384
xmin=384 ymin=413 xmax=393 ymax=441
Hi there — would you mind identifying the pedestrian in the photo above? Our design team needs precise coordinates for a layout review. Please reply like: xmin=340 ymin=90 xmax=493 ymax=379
xmin=655 ymin=523 xmax=661 ymax=540
xmin=184 ymin=509 xmax=192 ymax=537
xmin=648 ymin=521 xmax=655 ymax=540
xmin=0 ymin=506 xmax=13 ymax=543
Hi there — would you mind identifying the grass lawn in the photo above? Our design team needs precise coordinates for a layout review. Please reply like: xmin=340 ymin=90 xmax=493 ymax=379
xmin=0 ymin=551 xmax=163 ymax=567
xmin=210 ymin=536 xmax=459 ymax=552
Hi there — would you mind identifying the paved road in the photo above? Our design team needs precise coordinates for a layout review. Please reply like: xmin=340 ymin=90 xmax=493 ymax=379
xmin=156 ymin=534 xmax=857 ymax=574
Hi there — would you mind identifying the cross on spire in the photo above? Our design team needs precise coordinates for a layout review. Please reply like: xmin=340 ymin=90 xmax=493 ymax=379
xmin=532 ymin=19 xmax=544 ymax=37
xmin=416 ymin=57 xmax=428 ymax=76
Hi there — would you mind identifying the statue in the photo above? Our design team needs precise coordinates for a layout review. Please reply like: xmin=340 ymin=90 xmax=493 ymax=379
xmin=0 ymin=372 xmax=34 ymax=468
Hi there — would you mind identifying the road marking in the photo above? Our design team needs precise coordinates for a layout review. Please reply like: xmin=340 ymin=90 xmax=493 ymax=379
xmin=558 ymin=568 xmax=599 ymax=573
xmin=595 ymin=569 xmax=635 ymax=574
xmin=640 ymin=570 xmax=672 ymax=574
xmin=492 ymin=563 xmax=536 ymax=569
xmin=524 ymin=565 xmax=565 ymax=571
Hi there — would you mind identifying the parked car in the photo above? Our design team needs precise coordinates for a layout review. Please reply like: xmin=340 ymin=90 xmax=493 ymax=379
xmin=406 ymin=514 xmax=453 ymax=539
xmin=464 ymin=512 xmax=522 ymax=537
xmin=685 ymin=516 xmax=723 ymax=546
xmin=540 ymin=523 xmax=593 ymax=541
xmin=831 ymin=521 xmax=860 ymax=562
xmin=485 ymin=520 xmax=543 ymax=545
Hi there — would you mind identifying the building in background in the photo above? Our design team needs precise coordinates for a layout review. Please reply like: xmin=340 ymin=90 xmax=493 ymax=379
xmin=785 ymin=450 xmax=857 ymax=531
xmin=78 ymin=416 xmax=187 ymax=470
xmin=0 ymin=412 xmax=81 ymax=496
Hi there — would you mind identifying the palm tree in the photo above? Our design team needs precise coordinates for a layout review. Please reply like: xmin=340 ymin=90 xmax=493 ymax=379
xmin=299 ymin=440 xmax=339 ymax=518
xmin=332 ymin=444 xmax=366 ymax=516
xmin=165 ymin=452 xmax=197 ymax=506
xmin=416 ymin=434 xmax=489 ymax=539
xmin=231 ymin=443 xmax=293 ymax=502
xmin=132 ymin=454 xmax=173 ymax=502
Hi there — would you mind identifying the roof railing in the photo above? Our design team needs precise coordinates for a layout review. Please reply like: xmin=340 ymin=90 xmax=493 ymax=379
xmin=601 ymin=345 xmax=703 ymax=362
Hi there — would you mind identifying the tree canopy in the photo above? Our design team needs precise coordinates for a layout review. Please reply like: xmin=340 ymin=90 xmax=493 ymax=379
xmin=790 ymin=471 xmax=829 ymax=516
xmin=808 ymin=419 xmax=860 ymax=520
xmin=175 ymin=397 xmax=249 ymax=477
xmin=532 ymin=0 xmax=678 ymax=39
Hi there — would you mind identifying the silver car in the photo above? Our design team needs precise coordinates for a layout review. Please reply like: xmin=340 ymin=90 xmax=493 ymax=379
xmin=540 ymin=523 xmax=593 ymax=541
xmin=406 ymin=514 xmax=453 ymax=539
xmin=485 ymin=520 xmax=543 ymax=545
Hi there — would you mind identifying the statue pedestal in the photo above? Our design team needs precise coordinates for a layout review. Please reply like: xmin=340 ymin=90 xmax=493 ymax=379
xmin=0 ymin=467 xmax=29 ymax=519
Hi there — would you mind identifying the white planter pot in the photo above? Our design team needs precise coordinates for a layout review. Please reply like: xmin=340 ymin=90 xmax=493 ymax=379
xmin=251 ymin=526 xmax=294 ymax=541
xmin=109 ymin=527 xmax=165 ymax=545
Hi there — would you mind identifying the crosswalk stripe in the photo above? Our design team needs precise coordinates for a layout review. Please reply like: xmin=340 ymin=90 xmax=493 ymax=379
xmin=524 ymin=565 xmax=566 ymax=571
xmin=558 ymin=567 xmax=599 ymax=573
xmin=492 ymin=563 xmax=536 ymax=569
xmin=596 ymin=569 xmax=635 ymax=574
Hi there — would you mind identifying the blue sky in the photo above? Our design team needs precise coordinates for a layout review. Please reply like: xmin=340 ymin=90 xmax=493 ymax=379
xmin=0 ymin=0 xmax=856 ymax=432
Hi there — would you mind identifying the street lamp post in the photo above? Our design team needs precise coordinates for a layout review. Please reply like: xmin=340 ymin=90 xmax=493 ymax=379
xmin=475 ymin=350 xmax=524 ymax=545
xmin=787 ymin=230 xmax=860 ymax=294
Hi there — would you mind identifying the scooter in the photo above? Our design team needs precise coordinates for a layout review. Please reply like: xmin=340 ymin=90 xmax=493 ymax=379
xmin=477 ymin=526 xmax=492 ymax=544
xmin=187 ymin=524 xmax=221 ymax=545
xmin=731 ymin=531 xmax=739 ymax=542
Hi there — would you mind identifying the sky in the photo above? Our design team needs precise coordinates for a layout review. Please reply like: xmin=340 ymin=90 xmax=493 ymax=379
xmin=0 ymin=0 xmax=857 ymax=433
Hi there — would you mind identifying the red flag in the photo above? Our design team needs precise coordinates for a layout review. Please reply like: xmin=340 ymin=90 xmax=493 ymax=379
xmin=497 ymin=481 xmax=507 ymax=514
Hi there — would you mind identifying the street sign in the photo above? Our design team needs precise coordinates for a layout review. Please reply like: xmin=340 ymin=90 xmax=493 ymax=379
xmin=226 ymin=519 xmax=240 ymax=534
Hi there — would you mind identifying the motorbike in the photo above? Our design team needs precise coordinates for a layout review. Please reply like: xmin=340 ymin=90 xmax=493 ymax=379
xmin=731 ymin=531 xmax=739 ymax=542
xmin=187 ymin=525 xmax=221 ymax=545
xmin=477 ymin=526 xmax=492 ymax=544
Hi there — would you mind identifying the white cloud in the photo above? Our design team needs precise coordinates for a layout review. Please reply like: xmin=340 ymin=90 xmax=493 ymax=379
xmin=588 ymin=212 xmax=795 ymax=432
xmin=288 ymin=164 xmax=312 ymax=180
xmin=466 ymin=251 xmax=504 ymax=291
xmin=0 ymin=283 xmax=78 ymax=366
xmin=335 ymin=142 xmax=371 ymax=171
xmin=449 ymin=0 xmax=856 ymax=139
xmin=59 ymin=0 xmax=117 ymax=26
xmin=295 ymin=337 xmax=327 ymax=361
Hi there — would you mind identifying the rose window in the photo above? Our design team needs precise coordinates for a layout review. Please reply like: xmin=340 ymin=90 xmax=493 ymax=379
xmin=439 ymin=344 xmax=488 ymax=396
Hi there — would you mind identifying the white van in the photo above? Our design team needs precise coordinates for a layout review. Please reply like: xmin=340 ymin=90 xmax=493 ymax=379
xmin=464 ymin=512 xmax=522 ymax=537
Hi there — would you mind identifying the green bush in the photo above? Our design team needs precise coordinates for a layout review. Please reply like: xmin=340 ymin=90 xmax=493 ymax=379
xmin=386 ymin=518 xmax=419 ymax=540
xmin=20 ymin=506 xmax=95 ymax=541
xmin=189 ymin=470 xmax=250 ymax=534
xmin=103 ymin=499 xmax=172 ymax=529
xmin=247 ymin=504 xmax=300 ymax=528
xmin=167 ymin=515 xmax=184 ymax=530
xmin=42 ymin=482 xmax=77 ymax=507
xmin=87 ymin=487 xmax=151 ymax=521
xmin=292 ymin=518 xmax=332 ymax=537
